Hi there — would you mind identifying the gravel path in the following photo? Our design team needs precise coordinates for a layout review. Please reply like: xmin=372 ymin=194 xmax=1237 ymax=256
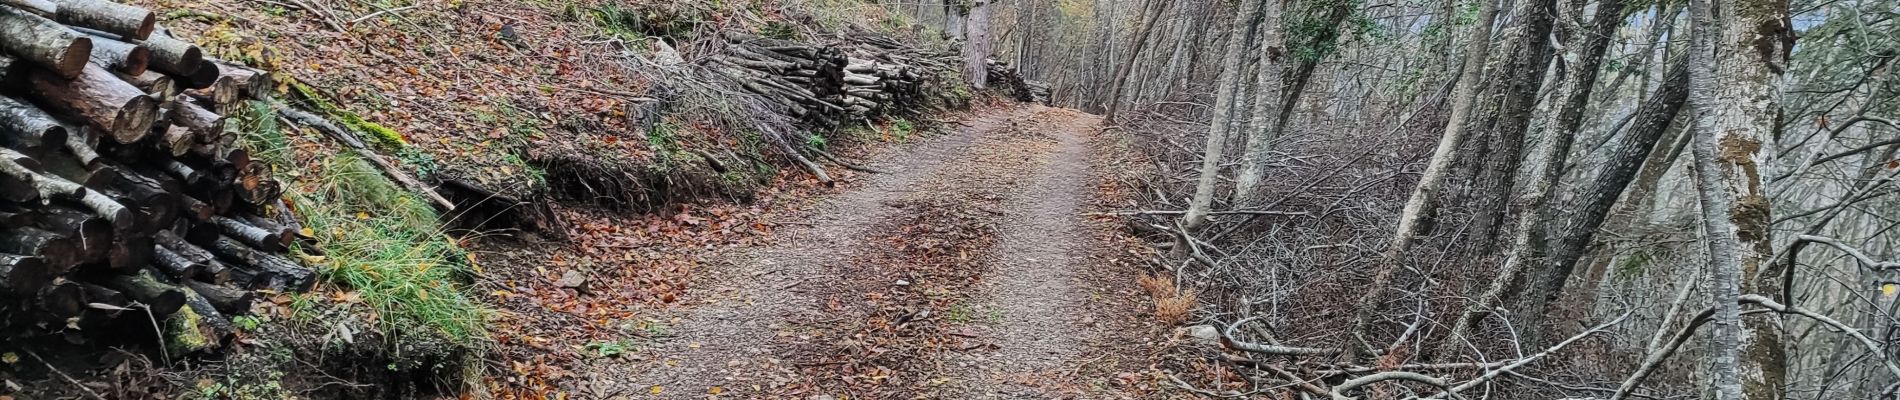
xmin=940 ymin=107 xmax=1102 ymax=398
xmin=596 ymin=105 xmax=1109 ymax=398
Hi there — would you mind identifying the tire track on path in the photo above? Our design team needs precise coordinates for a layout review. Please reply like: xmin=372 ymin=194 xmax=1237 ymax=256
xmin=940 ymin=107 xmax=1103 ymax=398
xmin=604 ymin=105 xmax=1044 ymax=397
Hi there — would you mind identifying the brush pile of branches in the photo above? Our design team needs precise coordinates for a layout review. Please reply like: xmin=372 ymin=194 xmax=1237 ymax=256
xmin=709 ymin=32 xmax=965 ymax=131
xmin=0 ymin=0 xmax=309 ymax=353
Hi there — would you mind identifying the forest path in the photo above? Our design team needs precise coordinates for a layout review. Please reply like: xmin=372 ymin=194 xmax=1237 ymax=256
xmin=937 ymin=105 xmax=1101 ymax=398
xmin=583 ymin=104 xmax=1120 ymax=399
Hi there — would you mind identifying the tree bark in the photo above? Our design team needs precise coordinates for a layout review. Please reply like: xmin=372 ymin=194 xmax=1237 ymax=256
xmin=962 ymin=0 xmax=993 ymax=90
xmin=0 ymin=95 xmax=71 ymax=158
xmin=0 ymin=253 xmax=51 ymax=293
xmin=211 ymin=236 xmax=312 ymax=291
xmin=1441 ymin=0 xmax=1626 ymax=355
xmin=80 ymin=31 xmax=147 ymax=75
xmin=1182 ymin=0 xmax=1268 ymax=230
xmin=104 ymin=267 xmax=185 ymax=315
xmin=0 ymin=4 xmax=91 ymax=79
xmin=1689 ymin=0 xmax=1792 ymax=394
xmin=1462 ymin=0 xmax=1558 ymax=255
xmin=1515 ymin=62 xmax=1689 ymax=334
xmin=1347 ymin=0 xmax=1504 ymax=354
xmin=25 ymin=62 xmax=161 ymax=144
xmin=1231 ymin=0 xmax=1292 ymax=206
xmin=131 ymin=30 xmax=201 ymax=77
xmin=44 ymin=0 xmax=154 ymax=39
xmin=1101 ymin=0 xmax=1168 ymax=122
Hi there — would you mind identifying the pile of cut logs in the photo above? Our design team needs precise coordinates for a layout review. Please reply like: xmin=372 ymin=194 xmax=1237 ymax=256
xmin=984 ymin=59 xmax=1048 ymax=105
xmin=710 ymin=32 xmax=963 ymax=130
xmin=0 ymin=0 xmax=308 ymax=352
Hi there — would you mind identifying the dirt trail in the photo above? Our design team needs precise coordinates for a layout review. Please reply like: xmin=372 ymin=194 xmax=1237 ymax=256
xmin=595 ymin=104 xmax=1114 ymax=398
xmin=940 ymin=107 xmax=1102 ymax=398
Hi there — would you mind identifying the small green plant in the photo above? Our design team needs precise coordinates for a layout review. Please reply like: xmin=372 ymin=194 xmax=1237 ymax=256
xmin=946 ymin=303 xmax=974 ymax=323
xmin=804 ymin=132 xmax=828 ymax=151
xmin=233 ymin=315 xmax=263 ymax=331
xmin=891 ymin=118 xmax=916 ymax=141
xmin=585 ymin=340 xmax=636 ymax=358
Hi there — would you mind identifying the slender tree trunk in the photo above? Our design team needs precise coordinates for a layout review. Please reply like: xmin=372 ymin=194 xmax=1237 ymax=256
xmin=1102 ymin=0 xmax=1169 ymax=122
xmin=1230 ymin=0 xmax=1287 ymax=206
xmin=1234 ymin=0 xmax=1354 ymax=205
xmin=1182 ymin=0 xmax=1266 ymax=230
xmin=1439 ymin=0 xmax=1624 ymax=357
xmin=1462 ymin=0 xmax=1558 ymax=255
xmin=1345 ymin=0 xmax=1504 ymax=355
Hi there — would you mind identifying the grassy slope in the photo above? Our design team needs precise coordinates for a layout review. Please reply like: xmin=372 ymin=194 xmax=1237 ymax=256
xmin=117 ymin=0 xmax=958 ymax=396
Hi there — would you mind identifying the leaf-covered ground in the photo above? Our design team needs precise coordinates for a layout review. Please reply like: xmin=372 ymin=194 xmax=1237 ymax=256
xmin=476 ymin=104 xmax=1185 ymax=398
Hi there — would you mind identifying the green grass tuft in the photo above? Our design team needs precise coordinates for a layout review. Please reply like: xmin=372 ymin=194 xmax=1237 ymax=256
xmin=288 ymin=153 xmax=488 ymax=344
xmin=230 ymin=99 xmax=489 ymax=349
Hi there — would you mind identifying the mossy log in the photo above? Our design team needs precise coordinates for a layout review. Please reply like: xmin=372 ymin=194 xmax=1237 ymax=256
xmin=103 ymin=267 xmax=184 ymax=315
xmin=162 ymin=298 xmax=221 ymax=355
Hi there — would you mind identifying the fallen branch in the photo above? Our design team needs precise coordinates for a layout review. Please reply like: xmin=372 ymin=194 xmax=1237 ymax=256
xmin=277 ymin=106 xmax=456 ymax=210
xmin=1093 ymin=209 xmax=1310 ymax=217
xmin=1331 ymin=371 xmax=1448 ymax=400
xmin=1609 ymin=295 xmax=1898 ymax=400
xmin=26 ymin=349 xmax=105 ymax=400
xmin=812 ymin=148 xmax=886 ymax=173
xmin=1432 ymin=310 xmax=1631 ymax=398
xmin=1218 ymin=317 xmax=1342 ymax=356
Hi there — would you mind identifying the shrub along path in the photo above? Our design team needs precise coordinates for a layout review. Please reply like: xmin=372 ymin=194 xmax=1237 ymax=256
xmin=559 ymin=104 xmax=1160 ymax=398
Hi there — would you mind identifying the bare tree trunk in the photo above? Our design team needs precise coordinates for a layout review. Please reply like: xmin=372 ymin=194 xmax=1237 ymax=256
xmin=1182 ymin=0 xmax=1266 ymax=230
xmin=1103 ymin=0 xmax=1170 ymax=123
xmin=1689 ymin=0 xmax=1792 ymax=394
xmin=1459 ymin=0 xmax=1559 ymax=255
xmin=1439 ymin=0 xmax=1623 ymax=357
xmin=964 ymin=0 xmax=993 ymax=90
xmin=1345 ymin=0 xmax=1504 ymax=355
xmin=1230 ymin=0 xmax=1289 ymax=206
xmin=1702 ymin=0 xmax=1786 ymax=394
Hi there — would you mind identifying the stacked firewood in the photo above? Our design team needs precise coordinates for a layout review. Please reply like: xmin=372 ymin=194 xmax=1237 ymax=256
xmin=709 ymin=32 xmax=851 ymax=130
xmin=984 ymin=59 xmax=1047 ymax=104
xmin=710 ymin=32 xmax=963 ymax=130
xmin=0 ymin=0 xmax=307 ymax=352
xmin=839 ymin=33 xmax=961 ymax=117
